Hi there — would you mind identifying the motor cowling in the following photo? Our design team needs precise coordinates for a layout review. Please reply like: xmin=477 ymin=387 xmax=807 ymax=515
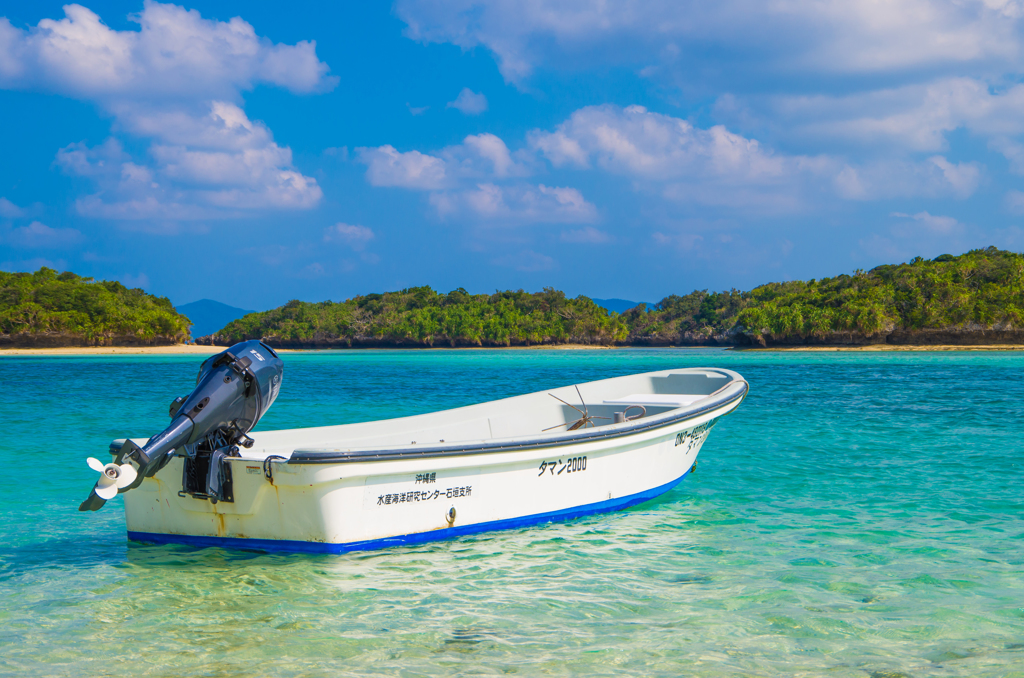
xmin=79 ymin=340 xmax=283 ymax=511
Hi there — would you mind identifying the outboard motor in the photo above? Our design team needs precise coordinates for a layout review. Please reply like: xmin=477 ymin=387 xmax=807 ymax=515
xmin=79 ymin=340 xmax=283 ymax=511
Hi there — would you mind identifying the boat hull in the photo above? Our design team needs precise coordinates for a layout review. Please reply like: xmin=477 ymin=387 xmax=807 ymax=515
xmin=127 ymin=469 xmax=694 ymax=554
xmin=122 ymin=369 xmax=747 ymax=553
xmin=125 ymin=406 xmax=738 ymax=553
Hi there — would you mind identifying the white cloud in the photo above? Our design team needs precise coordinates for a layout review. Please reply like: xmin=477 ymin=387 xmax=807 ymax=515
xmin=357 ymin=130 xmax=595 ymax=224
xmin=529 ymin=130 xmax=588 ymax=168
xmin=0 ymin=197 xmax=25 ymax=218
xmin=834 ymin=156 xmax=981 ymax=200
xmin=360 ymin=102 xmax=983 ymax=230
xmin=430 ymin=183 xmax=597 ymax=223
xmin=990 ymin=136 xmax=1024 ymax=173
xmin=356 ymin=145 xmax=449 ymax=189
xmin=357 ymin=133 xmax=529 ymax=191
xmin=560 ymin=226 xmax=611 ymax=243
xmin=397 ymin=1 xmax=1024 ymax=84
xmin=890 ymin=211 xmax=963 ymax=234
xmin=4 ymin=221 xmax=84 ymax=248
xmin=530 ymin=105 xmax=982 ymax=204
xmin=447 ymin=87 xmax=488 ymax=115
xmin=772 ymin=78 xmax=1024 ymax=152
xmin=530 ymin=105 xmax=793 ymax=183
xmin=457 ymin=133 xmax=522 ymax=178
xmin=528 ymin=105 xmax=819 ymax=211
xmin=0 ymin=3 xmax=332 ymax=221
xmin=0 ymin=2 xmax=334 ymax=98
xmin=53 ymin=103 xmax=323 ymax=219
xmin=929 ymin=156 xmax=982 ymax=197
xmin=324 ymin=222 xmax=375 ymax=250
xmin=398 ymin=1 xmax=1024 ymax=199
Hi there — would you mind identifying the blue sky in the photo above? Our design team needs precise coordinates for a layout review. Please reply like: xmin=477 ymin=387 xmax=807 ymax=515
xmin=2 ymin=1 xmax=1023 ymax=309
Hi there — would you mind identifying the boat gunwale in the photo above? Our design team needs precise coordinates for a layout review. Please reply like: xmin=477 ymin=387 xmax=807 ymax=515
xmin=286 ymin=379 xmax=748 ymax=465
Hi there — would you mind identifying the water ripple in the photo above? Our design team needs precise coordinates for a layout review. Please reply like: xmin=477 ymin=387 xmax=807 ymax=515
xmin=1 ymin=348 xmax=1022 ymax=676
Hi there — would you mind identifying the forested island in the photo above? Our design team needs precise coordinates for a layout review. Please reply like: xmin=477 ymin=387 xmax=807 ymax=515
xmin=2 ymin=247 xmax=1021 ymax=349
xmin=0 ymin=268 xmax=190 ymax=347
xmin=203 ymin=247 xmax=1023 ymax=348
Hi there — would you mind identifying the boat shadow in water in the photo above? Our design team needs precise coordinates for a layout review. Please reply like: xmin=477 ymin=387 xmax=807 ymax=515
xmin=0 ymin=536 xmax=309 ymax=580
xmin=122 ymin=541 xmax=306 ymax=568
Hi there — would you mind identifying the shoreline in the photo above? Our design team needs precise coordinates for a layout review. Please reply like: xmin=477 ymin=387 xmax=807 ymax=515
xmin=735 ymin=344 xmax=1024 ymax=352
xmin=1 ymin=342 xmax=1022 ymax=356
xmin=0 ymin=344 xmax=227 ymax=356
xmin=0 ymin=343 xmax=617 ymax=356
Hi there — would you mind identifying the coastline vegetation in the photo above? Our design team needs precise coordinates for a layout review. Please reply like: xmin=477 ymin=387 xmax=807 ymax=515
xmin=210 ymin=287 xmax=629 ymax=347
xmin=3 ymin=247 xmax=1021 ymax=348
xmin=0 ymin=268 xmax=190 ymax=346
xmin=210 ymin=247 xmax=1023 ymax=348
xmin=734 ymin=246 xmax=1024 ymax=344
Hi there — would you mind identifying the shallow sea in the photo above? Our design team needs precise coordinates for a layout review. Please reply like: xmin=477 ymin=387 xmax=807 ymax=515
xmin=1 ymin=348 xmax=1022 ymax=677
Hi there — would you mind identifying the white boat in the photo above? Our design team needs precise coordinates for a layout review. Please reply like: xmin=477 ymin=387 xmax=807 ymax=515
xmin=110 ymin=365 xmax=747 ymax=553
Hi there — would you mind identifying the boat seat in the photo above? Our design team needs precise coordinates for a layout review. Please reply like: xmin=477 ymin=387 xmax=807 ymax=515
xmin=603 ymin=393 xmax=706 ymax=408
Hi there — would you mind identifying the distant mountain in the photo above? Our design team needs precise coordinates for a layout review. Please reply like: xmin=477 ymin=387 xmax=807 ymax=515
xmin=591 ymin=298 xmax=655 ymax=314
xmin=175 ymin=299 xmax=255 ymax=339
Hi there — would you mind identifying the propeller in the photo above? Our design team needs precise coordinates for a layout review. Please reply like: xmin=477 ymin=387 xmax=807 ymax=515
xmin=79 ymin=457 xmax=138 ymax=510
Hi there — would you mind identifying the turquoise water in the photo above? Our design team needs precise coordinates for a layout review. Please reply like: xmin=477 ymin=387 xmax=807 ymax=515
xmin=1 ymin=348 xmax=1022 ymax=677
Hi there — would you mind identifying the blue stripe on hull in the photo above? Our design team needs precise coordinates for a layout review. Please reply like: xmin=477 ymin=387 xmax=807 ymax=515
xmin=127 ymin=468 xmax=692 ymax=554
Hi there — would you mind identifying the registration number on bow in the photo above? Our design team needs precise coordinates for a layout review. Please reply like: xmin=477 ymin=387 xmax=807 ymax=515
xmin=537 ymin=456 xmax=586 ymax=477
